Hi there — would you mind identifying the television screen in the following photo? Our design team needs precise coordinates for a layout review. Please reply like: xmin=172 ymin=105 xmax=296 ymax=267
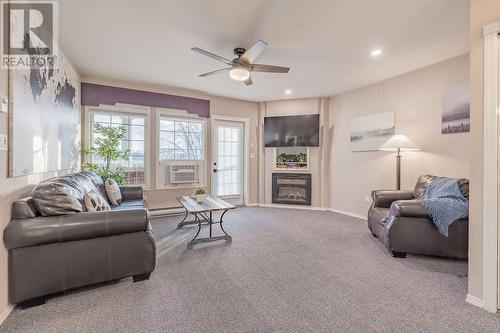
xmin=264 ymin=114 xmax=320 ymax=147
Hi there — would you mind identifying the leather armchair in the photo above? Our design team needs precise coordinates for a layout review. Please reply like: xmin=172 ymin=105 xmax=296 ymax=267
xmin=368 ymin=175 xmax=468 ymax=259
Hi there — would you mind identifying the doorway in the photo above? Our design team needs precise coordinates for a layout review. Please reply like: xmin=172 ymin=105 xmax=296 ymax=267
xmin=212 ymin=118 xmax=247 ymax=205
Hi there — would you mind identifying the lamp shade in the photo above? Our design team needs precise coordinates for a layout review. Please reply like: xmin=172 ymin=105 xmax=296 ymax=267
xmin=379 ymin=134 xmax=420 ymax=151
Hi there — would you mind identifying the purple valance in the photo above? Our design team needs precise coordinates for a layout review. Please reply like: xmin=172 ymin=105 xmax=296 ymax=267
xmin=81 ymin=82 xmax=210 ymax=118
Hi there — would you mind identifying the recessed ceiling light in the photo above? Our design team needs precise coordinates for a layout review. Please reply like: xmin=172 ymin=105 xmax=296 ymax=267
xmin=371 ymin=48 xmax=383 ymax=57
xmin=285 ymin=90 xmax=292 ymax=95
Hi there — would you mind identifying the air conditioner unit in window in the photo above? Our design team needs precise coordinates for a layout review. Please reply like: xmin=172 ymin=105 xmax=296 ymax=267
xmin=167 ymin=163 xmax=200 ymax=184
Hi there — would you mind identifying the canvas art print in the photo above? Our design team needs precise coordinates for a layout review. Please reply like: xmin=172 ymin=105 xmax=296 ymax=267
xmin=350 ymin=111 xmax=395 ymax=152
xmin=441 ymin=83 xmax=470 ymax=134
xmin=10 ymin=52 xmax=80 ymax=177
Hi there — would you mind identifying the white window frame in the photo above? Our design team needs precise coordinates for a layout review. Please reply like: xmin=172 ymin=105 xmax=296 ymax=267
xmin=83 ymin=104 xmax=151 ymax=189
xmin=156 ymin=108 xmax=207 ymax=190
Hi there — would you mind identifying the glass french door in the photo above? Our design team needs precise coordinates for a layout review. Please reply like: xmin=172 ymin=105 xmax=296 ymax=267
xmin=212 ymin=120 xmax=244 ymax=204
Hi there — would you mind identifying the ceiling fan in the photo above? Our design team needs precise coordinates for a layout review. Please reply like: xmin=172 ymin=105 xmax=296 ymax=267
xmin=191 ymin=40 xmax=290 ymax=86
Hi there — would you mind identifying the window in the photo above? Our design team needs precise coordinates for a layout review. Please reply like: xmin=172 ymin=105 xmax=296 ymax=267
xmin=159 ymin=116 xmax=204 ymax=161
xmin=88 ymin=110 xmax=148 ymax=185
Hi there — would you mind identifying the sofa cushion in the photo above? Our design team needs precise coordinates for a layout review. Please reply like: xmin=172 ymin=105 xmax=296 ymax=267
xmin=457 ymin=178 xmax=469 ymax=199
xmin=368 ymin=207 xmax=390 ymax=226
xmin=414 ymin=175 xmax=469 ymax=200
xmin=78 ymin=171 xmax=110 ymax=203
xmin=413 ymin=175 xmax=438 ymax=199
xmin=111 ymin=199 xmax=147 ymax=210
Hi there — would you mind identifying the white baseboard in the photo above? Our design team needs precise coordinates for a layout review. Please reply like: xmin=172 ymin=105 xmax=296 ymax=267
xmin=0 ymin=304 xmax=14 ymax=325
xmin=245 ymin=203 xmax=259 ymax=207
xmin=466 ymin=294 xmax=484 ymax=308
xmin=328 ymin=208 xmax=367 ymax=221
xmin=150 ymin=208 xmax=185 ymax=216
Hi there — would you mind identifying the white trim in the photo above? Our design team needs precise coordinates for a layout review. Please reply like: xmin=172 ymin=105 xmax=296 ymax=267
xmin=243 ymin=204 xmax=366 ymax=221
xmin=210 ymin=115 xmax=250 ymax=206
xmin=83 ymin=104 xmax=152 ymax=189
xmin=150 ymin=207 xmax=185 ymax=216
xmin=155 ymin=109 xmax=207 ymax=190
xmin=482 ymin=22 xmax=500 ymax=313
xmin=0 ymin=304 xmax=14 ymax=325
xmin=328 ymin=208 xmax=367 ymax=221
xmin=466 ymin=294 xmax=485 ymax=309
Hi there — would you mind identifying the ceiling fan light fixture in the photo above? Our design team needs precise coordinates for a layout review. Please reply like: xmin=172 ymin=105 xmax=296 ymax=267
xmin=229 ymin=67 xmax=250 ymax=81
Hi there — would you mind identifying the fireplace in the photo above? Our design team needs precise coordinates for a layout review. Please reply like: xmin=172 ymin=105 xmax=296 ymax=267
xmin=272 ymin=173 xmax=311 ymax=205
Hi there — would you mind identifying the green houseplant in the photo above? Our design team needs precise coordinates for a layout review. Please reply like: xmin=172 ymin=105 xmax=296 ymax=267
xmin=83 ymin=123 xmax=131 ymax=185
xmin=194 ymin=186 xmax=207 ymax=203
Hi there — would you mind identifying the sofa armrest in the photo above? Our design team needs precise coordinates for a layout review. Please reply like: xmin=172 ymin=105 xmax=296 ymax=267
xmin=120 ymin=185 xmax=144 ymax=201
xmin=389 ymin=200 xmax=429 ymax=218
xmin=371 ymin=190 xmax=414 ymax=208
xmin=3 ymin=208 xmax=150 ymax=250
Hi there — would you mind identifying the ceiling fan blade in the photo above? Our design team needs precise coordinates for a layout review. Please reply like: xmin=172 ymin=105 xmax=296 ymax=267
xmin=243 ymin=76 xmax=253 ymax=86
xmin=240 ymin=40 xmax=268 ymax=64
xmin=250 ymin=64 xmax=290 ymax=73
xmin=198 ymin=68 xmax=231 ymax=77
xmin=191 ymin=47 xmax=233 ymax=66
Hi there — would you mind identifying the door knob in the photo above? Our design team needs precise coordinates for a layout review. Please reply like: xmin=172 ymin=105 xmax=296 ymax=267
xmin=213 ymin=169 xmax=217 ymax=173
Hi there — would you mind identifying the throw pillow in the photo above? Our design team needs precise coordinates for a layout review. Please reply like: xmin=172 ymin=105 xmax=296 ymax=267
xmin=84 ymin=190 xmax=111 ymax=212
xmin=105 ymin=179 xmax=122 ymax=205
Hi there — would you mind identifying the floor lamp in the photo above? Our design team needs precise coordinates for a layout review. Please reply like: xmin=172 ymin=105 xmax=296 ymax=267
xmin=379 ymin=134 xmax=420 ymax=190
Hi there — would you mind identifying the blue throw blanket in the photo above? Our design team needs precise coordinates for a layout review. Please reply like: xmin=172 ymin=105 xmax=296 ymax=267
xmin=417 ymin=177 xmax=469 ymax=237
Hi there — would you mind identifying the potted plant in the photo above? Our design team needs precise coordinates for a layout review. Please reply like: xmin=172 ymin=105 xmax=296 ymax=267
xmin=194 ymin=186 xmax=207 ymax=203
xmin=83 ymin=123 xmax=131 ymax=185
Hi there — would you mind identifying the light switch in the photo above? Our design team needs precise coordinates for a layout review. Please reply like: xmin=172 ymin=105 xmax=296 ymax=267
xmin=0 ymin=134 xmax=7 ymax=151
xmin=1 ymin=97 xmax=7 ymax=113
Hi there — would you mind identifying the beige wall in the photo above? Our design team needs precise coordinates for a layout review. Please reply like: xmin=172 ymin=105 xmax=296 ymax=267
xmin=81 ymin=77 xmax=260 ymax=209
xmin=0 ymin=67 xmax=81 ymax=320
xmin=468 ymin=0 xmax=500 ymax=301
xmin=329 ymin=55 xmax=470 ymax=217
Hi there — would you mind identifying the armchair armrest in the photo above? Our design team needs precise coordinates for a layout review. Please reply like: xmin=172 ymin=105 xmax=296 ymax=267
xmin=4 ymin=208 xmax=150 ymax=250
xmin=120 ymin=185 xmax=144 ymax=201
xmin=389 ymin=200 xmax=429 ymax=218
xmin=371 ymin=190 xmax=414 ymax=208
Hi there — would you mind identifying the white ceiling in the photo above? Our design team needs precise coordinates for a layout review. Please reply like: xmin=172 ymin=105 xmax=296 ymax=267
xmin=59 ymin=0 xmax=469 ymax=102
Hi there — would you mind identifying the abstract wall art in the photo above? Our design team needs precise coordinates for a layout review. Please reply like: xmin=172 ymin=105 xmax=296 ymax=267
xmin=9 ymin=51 xmax=81 ymax=177
xmin=350 ymin=111 xmax=395 ymax=152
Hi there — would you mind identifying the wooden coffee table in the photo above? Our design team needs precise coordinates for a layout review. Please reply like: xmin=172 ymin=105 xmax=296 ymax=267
xmin=176 ymin=194 xmax=235 ymax=249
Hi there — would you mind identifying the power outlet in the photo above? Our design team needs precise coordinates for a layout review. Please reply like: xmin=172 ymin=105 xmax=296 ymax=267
xmin=364 ymin=195 xmax=372 ymax=204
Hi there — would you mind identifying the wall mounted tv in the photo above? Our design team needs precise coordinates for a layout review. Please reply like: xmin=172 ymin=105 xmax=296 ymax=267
xmin=264 ymin=114 xmax=320 ymax=147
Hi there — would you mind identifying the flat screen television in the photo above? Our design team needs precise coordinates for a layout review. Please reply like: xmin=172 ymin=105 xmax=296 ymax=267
xmin=264 ymin=114 xmax=320 ymax=147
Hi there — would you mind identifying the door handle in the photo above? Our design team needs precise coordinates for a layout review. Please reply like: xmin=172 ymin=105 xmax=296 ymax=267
xmin=213 ymin=169 xmax=217 ymax=173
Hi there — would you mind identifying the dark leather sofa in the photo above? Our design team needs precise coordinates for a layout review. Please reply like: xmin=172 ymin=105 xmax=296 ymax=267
xmin=368 ymin=175 xmax=468 ymax=259
xmin=3 ymin=171 xmax=156 ymax=306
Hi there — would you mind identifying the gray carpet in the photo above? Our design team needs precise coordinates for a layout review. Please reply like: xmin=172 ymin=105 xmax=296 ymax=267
xmin=1 ymin=207 xmax=499 ymax=332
